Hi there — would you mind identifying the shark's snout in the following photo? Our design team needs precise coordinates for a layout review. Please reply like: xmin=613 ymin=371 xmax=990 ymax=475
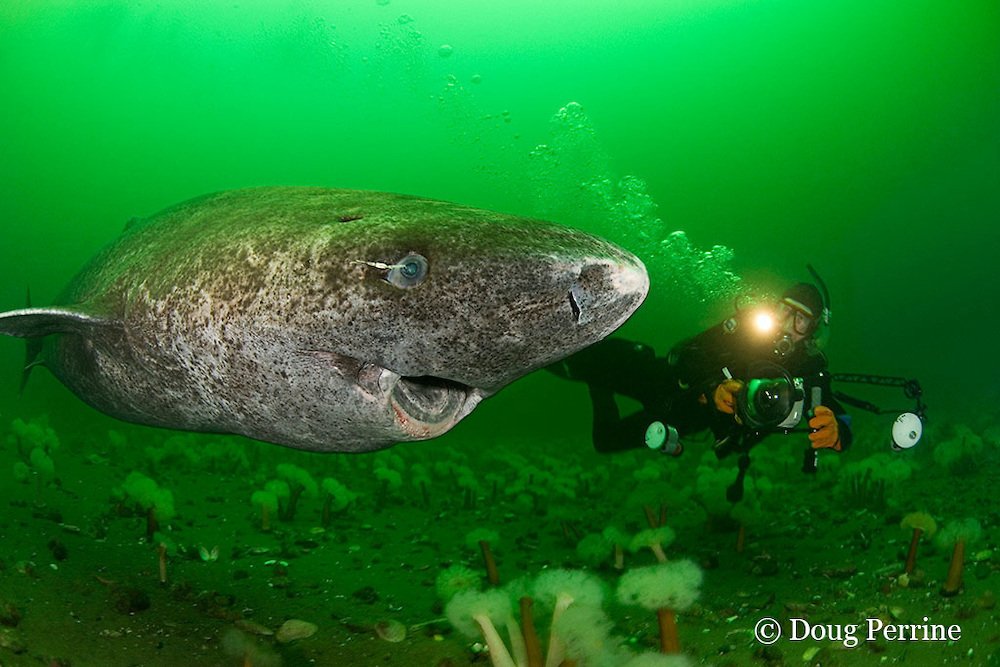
xmin=567 ymin=257 xmax=649 ymax=327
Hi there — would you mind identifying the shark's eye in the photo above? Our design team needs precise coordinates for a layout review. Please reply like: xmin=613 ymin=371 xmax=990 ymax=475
xmin=387 ymin=253 xmax=428 ymax=288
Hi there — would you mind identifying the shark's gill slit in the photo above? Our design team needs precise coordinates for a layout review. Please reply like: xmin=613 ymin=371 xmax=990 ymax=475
xmin=568 ymin=289 xmax=582 ymax=323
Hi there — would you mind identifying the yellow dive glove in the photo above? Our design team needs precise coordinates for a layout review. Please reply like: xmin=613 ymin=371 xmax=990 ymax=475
xmin=808 ymin=405 xmax=842 ymax=451
xmin=712 ymin=379 xmax=744 ymax=415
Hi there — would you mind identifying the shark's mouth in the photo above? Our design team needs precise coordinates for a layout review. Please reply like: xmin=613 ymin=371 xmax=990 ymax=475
xmin=389 ymin=375 xmax=484 ymax=439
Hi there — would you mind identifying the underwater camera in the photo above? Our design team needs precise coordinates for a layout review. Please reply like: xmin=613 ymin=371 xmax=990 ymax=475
xmin=734 ymin=366 xmax=926 ymax=451
xmin=733 ymin=362 xmax=821 ymax=433
xmin=736 ymin=375 xmax=808 ymax=431
xmin=716 ymin=366 xmax=927 ymax=503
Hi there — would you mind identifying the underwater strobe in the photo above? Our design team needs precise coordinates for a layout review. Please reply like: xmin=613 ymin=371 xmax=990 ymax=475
xmin=830 ymin=374 xmax=926 ymax=452
xmin=891 ymin=412 xmax=923 ymax=451
xmin=645 ymin=420 xmax=682 ymax=456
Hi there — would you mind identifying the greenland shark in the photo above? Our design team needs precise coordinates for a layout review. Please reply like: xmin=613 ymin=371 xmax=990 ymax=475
xmin=0 ymin=187 xmax=648 ymax=452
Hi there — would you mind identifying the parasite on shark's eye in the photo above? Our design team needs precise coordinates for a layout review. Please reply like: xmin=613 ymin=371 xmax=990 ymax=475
xmin=386 ymin=253 xmax=428 ymax=289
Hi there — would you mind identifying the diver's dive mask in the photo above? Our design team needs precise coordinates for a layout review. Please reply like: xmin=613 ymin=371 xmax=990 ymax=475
xmin=779 ymin=300 xmax=818 ymax=335
xmin=777 ymin=298 xmax=821 ymax=356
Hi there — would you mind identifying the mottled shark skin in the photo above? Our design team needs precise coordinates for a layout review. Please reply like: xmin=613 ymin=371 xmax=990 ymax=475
xmin=0 ymin=187 xmax=648 ymax=452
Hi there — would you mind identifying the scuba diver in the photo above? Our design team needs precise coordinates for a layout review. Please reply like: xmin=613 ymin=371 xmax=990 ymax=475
xmin=551 ymin=277 xmax=853 ymax=464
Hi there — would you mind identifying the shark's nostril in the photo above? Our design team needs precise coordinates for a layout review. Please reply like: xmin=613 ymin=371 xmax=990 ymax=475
xmin=568 ymin=289 xmax=582 ymax=323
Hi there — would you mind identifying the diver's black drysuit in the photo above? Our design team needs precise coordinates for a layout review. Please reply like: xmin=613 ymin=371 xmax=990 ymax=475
xmin=554 ymin=308 xmax=853 ymax=454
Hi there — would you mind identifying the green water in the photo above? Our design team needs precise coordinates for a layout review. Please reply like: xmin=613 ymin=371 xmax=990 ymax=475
xmin=0 ymin=2 xmax=997 ymax=666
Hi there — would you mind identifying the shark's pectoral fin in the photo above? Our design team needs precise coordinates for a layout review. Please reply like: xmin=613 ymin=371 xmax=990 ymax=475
xmin=0 ymin=306 xmax=112 ymax=393
xmin=296 ymin=349 xmax=398 ymax=398
xmin=296 ymin=349 xmax=373 ymax=392
xmin=0 ymin=307 xmax=110 ymax=338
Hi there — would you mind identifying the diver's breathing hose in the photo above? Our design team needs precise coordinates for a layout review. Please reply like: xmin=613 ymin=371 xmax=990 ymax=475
xmin=806 ymin=263 xmax=831 ymax=324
